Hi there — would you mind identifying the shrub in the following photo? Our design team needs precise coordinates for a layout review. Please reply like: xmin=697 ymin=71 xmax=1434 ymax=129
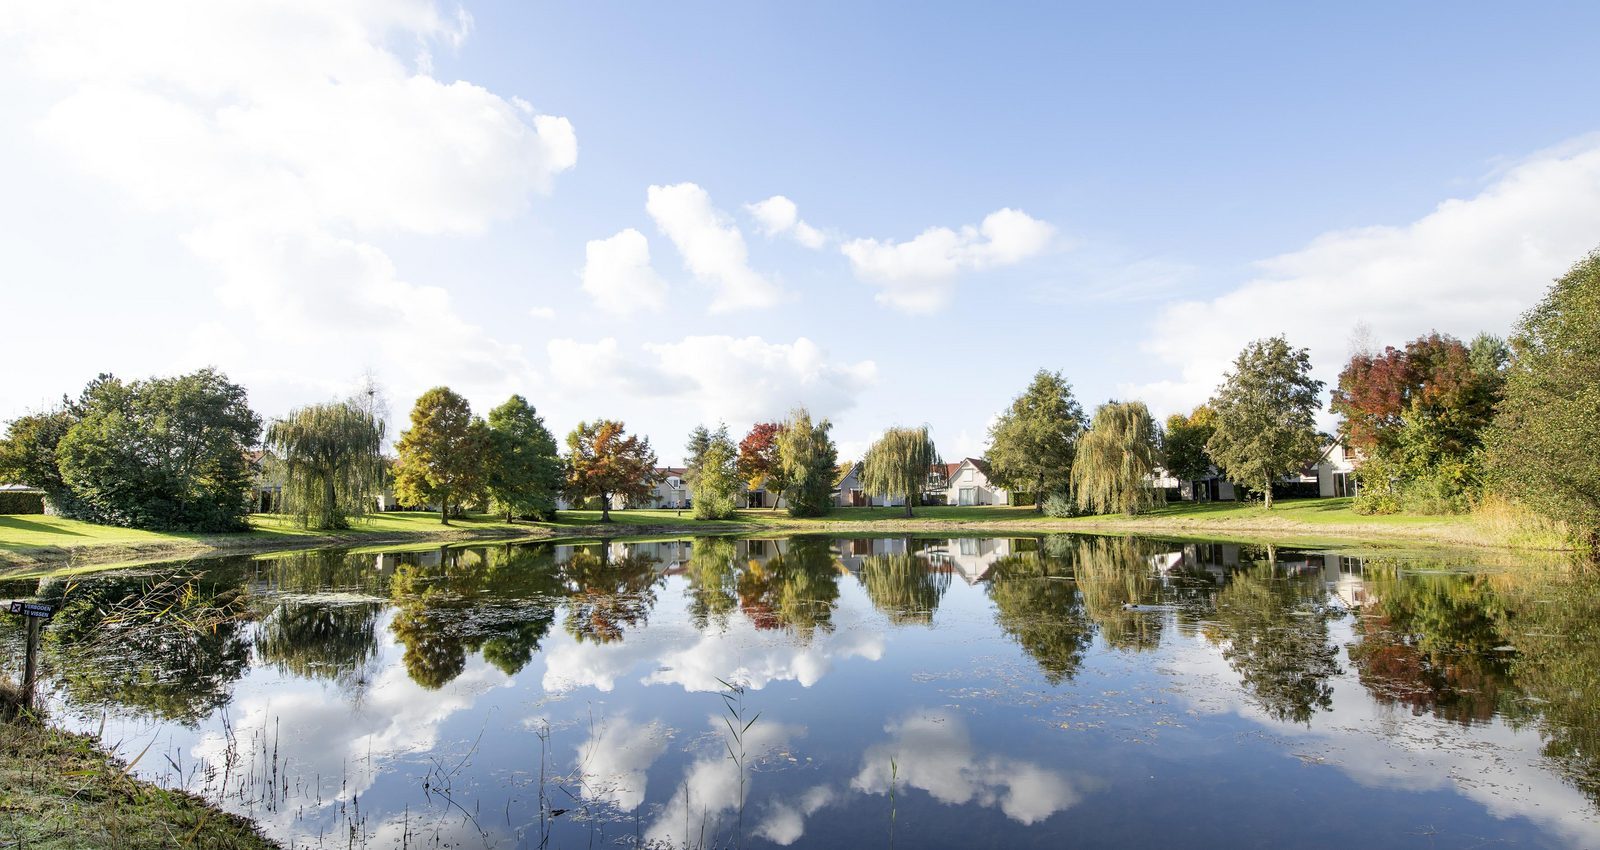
xmin=0 ymin=491 xmax=44 ymax=514
xmin=1041 ymin=491 xmax=1084 ymax=517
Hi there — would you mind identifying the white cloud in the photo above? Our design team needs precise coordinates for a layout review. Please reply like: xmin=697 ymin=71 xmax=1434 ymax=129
xmin=547 ymin=335 xmax=877 ymax=424
xmin=574 ymin=715 xmax=671 ymax=813
xmin=755 ymin=784 xmax=838 ymax=846
xmin=1124 ymin=139 xmax=1600 ymax=418
xmin=841 ymin=208 xmax=1056 ymax=312
xmin=646 ymin=182 xmax=787 ymax=312
xmin=746 ymin=195 xmax=827 ymax=249
xmin=852 ymin=709 xmax=1086 ymax=825
xmin=529 ymin=305 xmax=556 ymax=320
xmin=580 ymin=228 xmax=668 ymax=315
xmin=646 ymin=715 xmax=805 ymax=847
xmin=1 ymin=0 xmax=575 ymax=413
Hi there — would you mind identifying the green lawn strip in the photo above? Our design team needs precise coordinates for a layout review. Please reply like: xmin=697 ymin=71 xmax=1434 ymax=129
xmin=0 ymin=718 xmax=280 ymax=850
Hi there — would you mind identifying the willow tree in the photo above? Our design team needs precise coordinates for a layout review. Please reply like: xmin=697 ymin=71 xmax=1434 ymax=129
xmin=776 ymin=407 xmax=838 ymax=518
xmin=861 ymin=425 xmax=940 ymax=518
xmin=1071 ymin=401 xmax=1163 ymax=516
xmin=265 ymin=401 xmax=384 ymax=529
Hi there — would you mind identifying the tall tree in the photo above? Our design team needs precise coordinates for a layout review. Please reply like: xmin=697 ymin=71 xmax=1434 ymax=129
xmin=737 ymin=422 xmax=789 ymax=510
xmin=1205 ymin=336 xmax=1324 ymax=509
xmin=485 ymin=395 xmax=563 ymax=522
xmin=692 ymin=436 xmax=742 ymax=520
xmin=52 ymin=369 xmax=261 ymax=531
xmin=0 ymin=409 xmax=78 ymax=514
xmin=265 ymin=401 xmax=384 ymax=529
xmin=775 ymin=407 xmax=838 ymax=518
xmin=1485 ymin=249 xmax=1600 ymax=559
xmin=1163 ymin=404 xmax=1217 ymax=484
xmin=860 ymin=425 xmax=940 ymax=518
xmin=1330 ymin=332 xmax=1500 ymax=462
xmin=684 ymin=422 xmax=732 ymax=491
xmin=564 ymin=419 xmax=658 ymax=522
xmin=986 ymin=370 xmax=1087 ymax=513
xmin=393 ymin=387 xmax=489 ymax=525
xmin=1072 ymin=401 xmax=1164 ymax=516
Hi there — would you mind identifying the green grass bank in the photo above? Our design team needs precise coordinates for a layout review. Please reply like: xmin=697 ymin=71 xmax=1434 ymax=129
xmin=0 ymin=497 xmax=1574 ymax=577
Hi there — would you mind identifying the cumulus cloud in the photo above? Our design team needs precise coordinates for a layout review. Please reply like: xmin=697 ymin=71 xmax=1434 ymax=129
xmin=575 ymin=715 xmax=672 ymax=813
xmin=580 ymin=228 xmax=668 ymax=315
xmin=546 ymin=335 xmax=877 ymax=423
xmin=841 ymin=208 xmax=1055 ymax=312
xmin=1123 ymin=139 xmax=1600 ymax=417
xmin=2 ymin=0 xmax=575 ymax=412
xmin=646 ymin=715 xmax=805 ymax=846
xmin=646 ymin=182 xmax=787 ymax=311
xmin=746 ymin=195 xmax=827 ymax=249
xmin=852 ymin=709 xmax=1087 ymax=825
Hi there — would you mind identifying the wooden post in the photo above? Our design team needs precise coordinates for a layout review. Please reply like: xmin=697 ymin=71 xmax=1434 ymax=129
xmin=22 ymin=614 xmax=40 ymax=711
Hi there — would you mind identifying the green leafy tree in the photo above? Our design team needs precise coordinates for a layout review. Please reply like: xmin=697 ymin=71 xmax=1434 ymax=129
xmin=1484 ymin=249 xmax=1600 ymax=558
xmin=393 ymin=387 xmax=490 ymax=525
xmin=564 ymin=419 xmax=658 ymax=522
xmin=859 ymin=548 xmax=950 ymax=625
xmin=1205 ymin=337 xmax=1324 ymax=509
xmin=559 ymin=545 xmax=663 ymax=643
xmin=265 ymin=401 xmax=384 ymax=529
xmin=1071 ymin=401 xmax=1164 ymax=515
xmin=683 ymin=423 xmax=720 ymax=489
xmin=986 ymin=370 xmax=1088 ymax=513
xmin=692 ymin=434 xmax=742 ymax=520
xmin=775 ymin=407 xmax=838 ymax=517
xmin=1205 ymin=562 xmax=1341 ymax=724
xmin=734 ymin=537 xmax=841 ymax=640
xmin=1163 ymin=405 xmax=1217 ymax=484
xmin=0 ymin=409 xmax=79 ymax=513
xmin=986 ymin=546 xmax=1094 ymax=684
xmin=485 ymin=395 xmax=562 ymax=522
xmin=54 ymin=369 xmax=261 ymax=531
xmin=860 ymin=425 xmax=940 ymax=518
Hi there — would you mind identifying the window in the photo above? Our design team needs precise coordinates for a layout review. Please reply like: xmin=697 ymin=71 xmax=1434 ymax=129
xmin=959 ymin=538 xmax=979 ymax=556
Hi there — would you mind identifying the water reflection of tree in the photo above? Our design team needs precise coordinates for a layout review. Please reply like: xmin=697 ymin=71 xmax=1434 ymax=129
xmin=986 ymin=548 xmax=1093 ymax=684
xmin=35 ymin=567 xmax=253 ymax=724
xmin=1205 ymin=563 xmax=1340 ymax=725
xmin=256 ymin=598 xmax=383 ymax=692
xmin=1499 ymin=571 xmax=1600 ymax=806
xmin=1072 ymin=537 xmax=1163 ymax=651
xmin=859 ymin=548 xmax=951 ymax=626
xmin=559 ymin=545 xmax=662 ymax=644
xmin=389 ymin=544 xmax=563 ymax=688
xmin=251 ymin=547 xmax=394 ymax=597
xmin=684 ymin=537 xmax=739 ymax=630
xmin=1346 ymin=566 xmax=1514 ymax=725
xmin=735 ymin=537 xmax=841 ymax=640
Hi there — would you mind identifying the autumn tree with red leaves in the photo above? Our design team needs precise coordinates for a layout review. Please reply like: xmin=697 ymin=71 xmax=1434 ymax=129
xmin=564 ymin=420 xmax=658 ymax=522
xmin=737 ymin=421 xmax=790 ymax=510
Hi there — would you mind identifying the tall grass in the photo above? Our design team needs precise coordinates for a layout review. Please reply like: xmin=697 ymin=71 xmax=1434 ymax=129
xmin=1472 ymin=494 xmax=1573 ymax=552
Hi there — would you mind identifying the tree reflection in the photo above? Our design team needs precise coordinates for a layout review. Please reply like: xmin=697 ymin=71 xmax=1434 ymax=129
xmin=734 ymin=537 xmax=841 ymax=640
xmin=986 ymin=545 xmax=1093 ymax=684
xmin=35 ymin=567 xmax=253 ymax=724
xmin=256 ymin=598 xmax=382 ymax=692
xmin=859 ymin=548 xmax=951 ymax=626
xmin=389 ymin=544 xmax=563 ymax=688
xmin=1072 ymin=537 xmax=1164 ymax=651
xmin=1347 ymin=566 xmax=1514 ymax=725
xmin=1204 ymin=561 xmax=1340 ymax=724
xmin=684 ymin=537 xmax=739 ymax=631
xmin=559 ymin=545 xmax=662 ymax=644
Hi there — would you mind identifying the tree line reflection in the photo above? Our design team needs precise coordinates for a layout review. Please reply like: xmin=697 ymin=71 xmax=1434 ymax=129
xmin=8 ymin=535 xmax=1600 ymax=804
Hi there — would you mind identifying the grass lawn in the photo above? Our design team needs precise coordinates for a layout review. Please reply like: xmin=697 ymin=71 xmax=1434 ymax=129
xmin=1062 ymin=497 xmax=1473 ymax=528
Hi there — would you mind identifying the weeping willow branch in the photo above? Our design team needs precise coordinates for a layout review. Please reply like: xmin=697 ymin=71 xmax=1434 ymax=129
xmin=265 ymin=402 xmax=384 ymax=529
xmin=861 ymin=425 xmax=940 ymax=518
xmin=1071 ymin=400 xmax=1164 ymax=516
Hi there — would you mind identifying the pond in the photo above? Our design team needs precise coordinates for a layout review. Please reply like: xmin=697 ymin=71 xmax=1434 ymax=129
xmin=3 ymin=534 xmax=1599 ymax=849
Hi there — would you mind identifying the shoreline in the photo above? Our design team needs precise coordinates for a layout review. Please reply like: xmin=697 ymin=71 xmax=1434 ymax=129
xmin=0 ymin=502 xmax=1572 ymax=577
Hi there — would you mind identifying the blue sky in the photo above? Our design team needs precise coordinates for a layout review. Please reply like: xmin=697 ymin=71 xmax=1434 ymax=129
xmin=3 ymin=1 xmax=1599 ymax=462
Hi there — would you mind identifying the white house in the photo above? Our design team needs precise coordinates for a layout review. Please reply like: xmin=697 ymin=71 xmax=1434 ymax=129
xmin=1316 ymin=442 xmax=1361 ymax=498
xmin=618 ymin=467 xmax=685 ymax=509
xmin=937 ymin=458 xmax=1009 ymax=506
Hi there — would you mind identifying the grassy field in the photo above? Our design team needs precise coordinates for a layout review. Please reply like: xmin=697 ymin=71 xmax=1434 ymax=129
xmin=0 ymin=716 xmax=279 ymax=849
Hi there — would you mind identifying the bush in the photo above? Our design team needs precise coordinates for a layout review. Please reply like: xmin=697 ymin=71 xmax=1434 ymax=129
xmin=1041 ymin=491 xmax=1084 ymax=517
xmin=0 ymin=491 xmax=44 ymax=514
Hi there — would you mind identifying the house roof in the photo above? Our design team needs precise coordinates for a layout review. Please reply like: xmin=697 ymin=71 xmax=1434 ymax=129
xmin=932 ymin=462 xmax=961 ymax=479
xmin=834 ymin=461 xmax=858 ymax=487
xmin=656 ymin=466 xmax=688 ymax=476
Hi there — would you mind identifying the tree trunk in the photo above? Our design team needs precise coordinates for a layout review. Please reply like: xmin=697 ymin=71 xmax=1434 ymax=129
xmin=1034 ymin=473 xmax=1045 ymax=514
xmin=323 ymin=474 xmax=337 ymax=529
xmin=904 ymin=497 xmax=914 ymax=519
xmin=506 ymin=508 xmax=514 ymax=523
xmin=1262 ymin=478 xmax=1273 ymax=510
xmin=600 ymin=491 xmax=612 ymax=523
xmin=440 ymin=498 xmax=450 ymax=525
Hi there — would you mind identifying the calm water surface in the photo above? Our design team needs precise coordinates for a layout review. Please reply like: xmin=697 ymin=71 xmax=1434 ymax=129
xmin=3 ymin=534 xmax=1598 ymax=849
